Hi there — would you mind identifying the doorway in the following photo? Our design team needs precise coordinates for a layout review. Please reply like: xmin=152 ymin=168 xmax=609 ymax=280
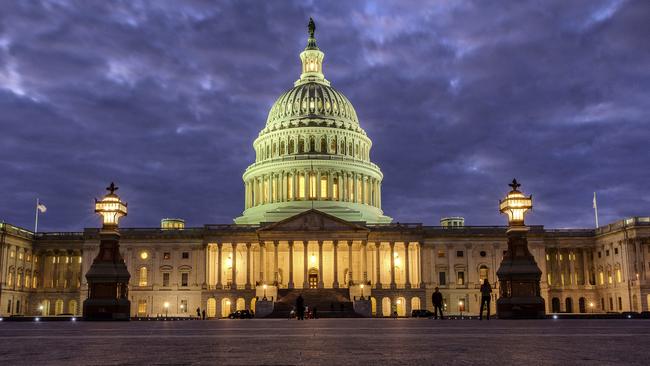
xmin=308 ymin=269 xmax=318 ymax=289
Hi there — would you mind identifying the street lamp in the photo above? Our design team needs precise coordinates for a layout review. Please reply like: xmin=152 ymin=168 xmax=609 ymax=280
xmin=262 ymin=284 xmax=268 ymax=301
xmin=360 ymin=284 xmax=365 ymax=300
xmin=499 ymin=179 xmax=532 ymax=227
xmin=94 ymin=182 xmax=128 ymax=229
xmin=458 ymin=300 xmax=464 ymax=318
xmin=589 ymin=302 xmax=595 ymax=313
xmin=180 ymin=304 xmax=185 ymax=315
xmin=39 ymin=305 xmax=44 ymax=316
xmin=164 ymin=302 xmax=169 ymax=318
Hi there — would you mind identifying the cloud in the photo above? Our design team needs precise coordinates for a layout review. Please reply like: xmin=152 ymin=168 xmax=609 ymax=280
xmin=0 ymin=0 xmax=648 ymax=231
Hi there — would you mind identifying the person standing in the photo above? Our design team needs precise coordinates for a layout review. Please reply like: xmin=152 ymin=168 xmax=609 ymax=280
xmin=202 ymin=309 xmax=206 ymax=320
xmin=432 ymin=287 xmax=444 ymax=319
xmin=479 ymin=279 xmax=493 ymax=320
xmin=196 ymin=307 xmax=201 ymax=319
xmin=296 ymin=294 xmax=305 ymax=320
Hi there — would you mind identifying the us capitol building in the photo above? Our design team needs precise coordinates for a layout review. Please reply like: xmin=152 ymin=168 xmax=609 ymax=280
xmin=1 ymin=21 xmax=649 ymax=319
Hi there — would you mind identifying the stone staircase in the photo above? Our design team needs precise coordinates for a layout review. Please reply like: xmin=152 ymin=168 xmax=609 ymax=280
xmin=266 ymin=288 xmax=362 ymax=318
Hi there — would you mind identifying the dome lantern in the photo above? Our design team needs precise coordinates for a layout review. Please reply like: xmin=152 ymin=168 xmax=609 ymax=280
xmin=297 ymin=18 xmax=328 ymax=86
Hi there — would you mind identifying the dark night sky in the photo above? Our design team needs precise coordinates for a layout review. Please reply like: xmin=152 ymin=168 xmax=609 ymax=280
xmin=1 ymin=0 xmax=649 ymax=231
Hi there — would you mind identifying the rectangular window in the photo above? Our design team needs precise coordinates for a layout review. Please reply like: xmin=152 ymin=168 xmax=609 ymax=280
xmin=616 ymin=269 xmax=622 ymax=283
xmin=298 ymin=174 xmax=305 ymax=199
xmin=546 ymin=254 xmax=549 ymax=261
xmin=309 ymin=173 xmax=317 ymax=199
xmin=320 ymin=176 xmax=327 ymax=198
xmin=332 ymin=178 xmax=339 ymax=199
xmin=163 ymin=273 xmax=170 ymax=287
xmin=10 ymin=251 xmax=14 ymax=258
xmin=614 ymin=248 xmax=619 ymax=255
xmin=138 ymin=299 xmax=147 ymax=316
xmin=163 ymin=252 xmax=171 ymax=260
xmin=180 ymin=299 xmax=188 ymax=313
xmin=547 ymin=273 xmax=552 ymax=285
xmin=599 ymin=272 xmax=604 ymax=285
xmin=456 ymin=251 xmax=464 ymax=257
xmin=18 ymin=252 xmax=23 ymax=260
xmin=437 ymin=250 xmax=445 ymax=258
xmin=457 ymin=271 xmax=465 ymax=285
xmin=606 ymin=250 xmax=610 ymax=256
xmin=438 ymin=272 xmax=446 ymax=285
xmin=348 ymin=179 xmax=354 ymax=201
xmin=272 ymin=178 xmax=277 ymax=201
xmin=287 ymin=176 xmax=294 ymax=200
xmin=263 ymin=179 xmax=269 ymax=203
xmin=618 ymin=297 xmax=622 ymax=310
xmin=598 ymin=252 xmax=602 ymax=258
xmin=181 ymin=272 xmax=189 ymax=287
xmin=182 ymin=252 xmax=189 ymax=259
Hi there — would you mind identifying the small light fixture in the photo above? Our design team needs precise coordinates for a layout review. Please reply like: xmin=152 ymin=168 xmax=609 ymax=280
xmin=95 ymin=182 xmax=128 ymax=228
xmin=499 ymin=179 xmax=532 ymax=226
xmin=140 ymin=252 xmax=148 ymax=260
xmin=35 ymin=317 xmax=40 ymax=322
xmin=164 ymin=302 xmax=169 ymax=309
xmin=552 ymin=314 xmax=558 ymax=320
xmin=71 ymin=317 xmax=76 ymax=321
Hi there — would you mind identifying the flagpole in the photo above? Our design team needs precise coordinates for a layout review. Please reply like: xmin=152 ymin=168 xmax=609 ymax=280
xmin=593 ymin=192 xmax=599 ymax=229
xmin=34 ymin=198 xmax=39 ymax=233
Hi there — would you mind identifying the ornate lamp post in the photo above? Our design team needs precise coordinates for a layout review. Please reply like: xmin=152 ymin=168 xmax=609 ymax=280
xmin=262 ymin=284 xmax=268 ymax=301
xmin=496 ymin=179 xmax=545 ymax=319
xmin=83 ymin=183 xmax=132 ymax=320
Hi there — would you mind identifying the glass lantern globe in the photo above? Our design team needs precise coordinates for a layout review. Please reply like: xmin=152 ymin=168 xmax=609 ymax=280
xmin=95 ymin=182 xmax=128 ymax=228
xmin=499 ymin=179 xmax=532 ymax=226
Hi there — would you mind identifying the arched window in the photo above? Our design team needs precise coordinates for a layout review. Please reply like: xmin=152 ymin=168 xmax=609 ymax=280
xmin=272 ymin=143 xmax=277 ymax=157
xmin=298 ymin=138 xmax=304 ymax=153
xmin=320 ymin=138 xmax=327 ymax=153
xmin=479 ymin=265 xmax=489 ymax=282
xmin=578 ymin=297 xmax=586 ymax=313
xmin=382 ymin=297 xmax=392 ymax=317
xmin=288 ymin=140 xmax=295 ymax=154
xmin=565 ymin=297 xmax=573 ymax=313
xmin=139 ymin=266 xmax=148 ymax=286
xmin=396 ymin=297 xmax=406 ymax=316
xmin=340 ymin=141 xmax=345 ymax=154
xmin=332 ymin=177 xmax=339 ymax=200
xmin=236 ymin=298 xmax=246 ymax=311
xmin=68 ymin=300 xmax=78 ymax=315
xmin=330 ymin=139 xmax=337 ymax=154
xmin=551 ymin=297 xmax=560 ymax=313
xmin=250 ymin=298 xmax=257 ymax=313
xmin=411 ymin=297 xmax=421 ymax=312
xmin=221 ymin=298 xmax=231 ymax=318
xmin=280 ymin=141 xmax=286 ymax=155
xmin=370 ymin=297 xmax=377 ymax=316
xmin=348 ymin=143 xmax=353 ymax=156
xmin=309 ymin=136 xmax=316 ymax=152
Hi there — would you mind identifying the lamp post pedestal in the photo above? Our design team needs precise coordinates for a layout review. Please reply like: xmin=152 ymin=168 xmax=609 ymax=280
xmin=83 ymin=229 xmax=131 ymax=320
xmin=496 ymin=227 xmax=545 ymax=319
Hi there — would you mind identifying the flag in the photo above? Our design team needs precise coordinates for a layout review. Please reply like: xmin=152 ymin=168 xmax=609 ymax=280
xmin=37 ymin=203 xmax=47 ymax=213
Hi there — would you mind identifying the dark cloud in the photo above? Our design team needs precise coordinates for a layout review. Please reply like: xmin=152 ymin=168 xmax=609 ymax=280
xmin=0 ymin=0 xmax=648 ymax=231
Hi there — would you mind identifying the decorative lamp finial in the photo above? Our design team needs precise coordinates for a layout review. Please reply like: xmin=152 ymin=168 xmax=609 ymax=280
xmin=499 ymin=178 xmax=532 ymax=226
xmin=95 ymin=182 xmax=128 ymax=228
xmin=508 ymin=178 xmax=521 ymax=191
xmin=107 ymin=182 xmax=118 ymax=194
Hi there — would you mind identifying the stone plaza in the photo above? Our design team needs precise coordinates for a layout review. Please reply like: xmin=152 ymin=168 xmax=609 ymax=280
xmin=0 ymin=318 xmax=648 ymax=365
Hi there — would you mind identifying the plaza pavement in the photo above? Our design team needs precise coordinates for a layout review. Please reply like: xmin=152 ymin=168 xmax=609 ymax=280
xmin=0 ymin=318 xmax=647 ymax=365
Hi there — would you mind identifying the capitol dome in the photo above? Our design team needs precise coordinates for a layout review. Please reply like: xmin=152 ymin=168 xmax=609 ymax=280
xmin=234 ymin=19 xmax=391 ymax=225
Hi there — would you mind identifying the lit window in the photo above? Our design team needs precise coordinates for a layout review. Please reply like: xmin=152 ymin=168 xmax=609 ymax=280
xmin=457 ymin=271 xmax=465 ymax=285
xmin=18 ymin=252 xmax=23 ymax=260
xmin=607 ymin=271 xmax=612 ymax=284
xmin=10 ymin=251 xmax=15 ymax=258
xmin=616 ymin=269 xmax=621 ymax=283
xmin=138 ymin=300 xmax=147 ymax=316
xmin=140 ymin=252 xmax=148 ymax=260
xmin=332 ymin=178 xmax=339 ymax=199
xmin=7 ymin=272 xmax=13 ymax=287
xmin=287 ymin=176 xmax=294 ymax=200
xmin=599 ymin=272 xmax=604 ymax=285
xmin=320 ymin=176 xmax=327 ymax=199
xmin=180 ymin=299 xmax=188 ymax=313
xmin=479 ymin=266 xmax=489 ymax=282
xmin=139 ymin=267 xmax=148 ymax=286
xmin=437 ymin=250 xmax=445 ymax=258
xmin=561 ymin=274 xmax=565 ymax=286
xmin=309 ymin=173 xmax=317 ymax=199
xmin=26 ymin=254 xmax=31 ymax=262
xmin=547 ymin=273 xmax=552 ymax=285
xmin=78 ymin=257 xmax=82 ymax=264
xmin=546 ymin=254 xmax=550 ymax=261
xmin=559 ymin=254 xmax=563 ymax=261
xmin=163 ymin=252 xmax=171 ymax=260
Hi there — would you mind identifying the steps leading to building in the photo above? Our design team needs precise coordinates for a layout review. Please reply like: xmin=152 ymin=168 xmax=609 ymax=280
xmin=265 ymin=288 xmax=362 ymax=318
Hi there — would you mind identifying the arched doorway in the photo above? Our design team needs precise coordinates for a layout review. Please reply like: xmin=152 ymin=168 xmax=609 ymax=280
xmin=250 ymin=298 xmax=257 ymax=313
xmin=370 ymin=297 xmax=377 ymax=316
xmin=68 ymin=300 xmax=78 ymax=315
xmin=565 ymin=297 xmax=573 ymax=313
xmin=236 ymin=298 xmax=246 ymax=311
xmin=221 ymin=298 xmax=231 ymax=318
xmin=55 ymin=299 xmax=64 ymax=315
xmin=411 ymin=297 xmax=421 ymax=313
xmin=396 ymin=297 xmax=406 ymax=317
xmin=381 ymin=297 xmax=391 ymax=317
xmin=551 ymin=297 xmax=560 ymax=313
xmin=578 ymin=297 xmax=586 ymax=313
xmin=207 ymin=298 xmax=216 ymax=318
xmin=308 ymin=268 xmax=318 ymax=289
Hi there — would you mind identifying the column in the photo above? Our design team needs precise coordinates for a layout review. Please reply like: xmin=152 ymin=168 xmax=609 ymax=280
xmin=333 ymin=241 xmax=339 ymax=288
xmin=273 ymin=241 xmax=279 ymax=284
xmin=292 ymin=171 xmax=297 ymax=201
xmin=582 ymin=248 xmax=590 ymax=286
xmin=353 ymin=173 xmax=358 ymax=203
xmin=405 ymin=242 xmax=411 ymax=288
xmin=246 ymin=243 xmax=252 ymax=289
xmin=342 ymin=173 xmax=347 ymax=201
xmin=318 ymin=240 xmax=324 ymax=288
xmin=288 ymin=241 xmax=295 ymax=289
xmin=390 ymin=242 xmax=396 ymax=289
xmin=303 ymin=241 xmax=309 ymax=289
xmin=375 ymin=242 xmax=382 ymax=289
xmin=259 ymin=242 xmax=265 ymax=284
xmin=231 ymin=243 xmax=238 ymax=289
xmin=361 ymin=175 xmax=366 ymax=204
xmin=447 ymin=244 xmax=454 ymax=287
xmin=418 ymin=242 xmax=425 ymax=288
xmin=203 ymin=244 xmax=209 ymax=287
xmin=304 ymin=169 xmax=310 ymax=200
xmin=327 ymin=171 xmax=333 ymax=200
xmin=362 ymin=241 xmax=368 ymax=283
xmin=216 ymin=243 xmax=223 ymax=289
xmin=316 ymin=171 xmax=322 ymax=199
xmin=347 ymin=241 xmax=353 ymax=286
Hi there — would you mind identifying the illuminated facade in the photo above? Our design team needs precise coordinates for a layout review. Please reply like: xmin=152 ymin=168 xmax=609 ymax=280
xmin=1 ymin=21 xmax=649 ymax=319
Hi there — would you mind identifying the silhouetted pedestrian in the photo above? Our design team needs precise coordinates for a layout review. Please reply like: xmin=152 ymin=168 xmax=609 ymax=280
xmin=196 ymin=307 xmax=201 ymax=319
xmin=313 ymin=307 xmax=318 ymax=319
xmin=432 ymin=287 xmax=444 ymax=319
xmin=296 ymin=294 xmax=305 ymax=320
xmin=479 ymin=279 xmax=492 ymax=320
xmin=202 ymin=309 xmax=206 ymax=320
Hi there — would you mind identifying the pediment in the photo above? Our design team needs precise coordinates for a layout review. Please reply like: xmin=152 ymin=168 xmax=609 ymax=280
xmin=258 ymin=209 xmax=368 ymax=233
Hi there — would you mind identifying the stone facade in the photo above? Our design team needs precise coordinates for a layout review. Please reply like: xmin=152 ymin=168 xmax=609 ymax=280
xmin=1 ymin=215 xmax=649 ymax=318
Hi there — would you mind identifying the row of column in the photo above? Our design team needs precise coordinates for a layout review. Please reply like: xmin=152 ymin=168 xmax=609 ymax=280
xmin=204 ymin=241 xmax=422 ymax=290
xmin=244 ymin=171 xmax=381 ymax=209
